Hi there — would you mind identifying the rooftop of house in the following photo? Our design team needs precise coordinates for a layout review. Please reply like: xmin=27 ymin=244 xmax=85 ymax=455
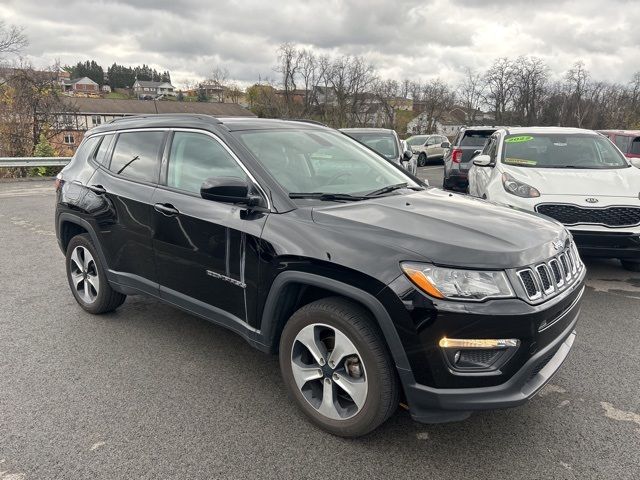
xmin=57 ymin=97 xmax=255 ymax=117
xmin=134 ymin=80 xmax=174 ymax=88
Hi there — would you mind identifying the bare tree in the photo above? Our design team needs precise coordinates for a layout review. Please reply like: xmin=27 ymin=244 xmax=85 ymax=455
xmin=457 ymin=67 xmax=486 ymax=123
xmin=485 ymin=58 xmax=516 ymax=123
xmin=371 ymin=79 xmax=399 ymax=128
xmin=275 ymin=43 xmax=302 ymax=117
xmin=512 ymin=57 xmax=549 ymax=125
xmin=413 ymin=79 xmax=456 ymax=133
xmin=0 ymin=21 xmax=28 ymax=60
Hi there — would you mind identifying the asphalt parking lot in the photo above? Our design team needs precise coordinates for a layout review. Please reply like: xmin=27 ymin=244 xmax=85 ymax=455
xmin=1 ymin=173 xmax=639 ymax=480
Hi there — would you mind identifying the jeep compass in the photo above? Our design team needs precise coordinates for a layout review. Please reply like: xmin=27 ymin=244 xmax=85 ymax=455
xmin=55 ymin=115 xmax=584 ymax=437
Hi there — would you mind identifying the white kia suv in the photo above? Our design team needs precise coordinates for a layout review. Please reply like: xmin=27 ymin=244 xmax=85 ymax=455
xmin=468 ymin=127 xmax=640 ymax=271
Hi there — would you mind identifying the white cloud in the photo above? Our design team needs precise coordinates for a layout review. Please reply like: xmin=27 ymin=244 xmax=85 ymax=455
xmin=0 ymin=0 xmax=637 ymax=88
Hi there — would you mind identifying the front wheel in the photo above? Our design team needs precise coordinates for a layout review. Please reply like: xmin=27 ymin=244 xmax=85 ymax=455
xmin=279 ymin=297 xmax=399 ymax=437
xmin=418 ymin=153 xmax=427 ymax=167
xmin=621 ymin=260 xmax=640 ymax=272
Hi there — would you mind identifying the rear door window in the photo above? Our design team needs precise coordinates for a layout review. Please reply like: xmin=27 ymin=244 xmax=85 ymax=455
xmin=93 ymin=134 xmax=114 ymax=165
xmin=109 ymin=131 xmax=165 ymax=183
xmin=73 ymin=136 xmax=101 ymax=163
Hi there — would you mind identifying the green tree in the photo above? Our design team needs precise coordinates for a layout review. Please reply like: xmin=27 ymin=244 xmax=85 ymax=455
xmin=32 ymin=132 xmax=59 ymax=176
xmin=197 ymin=87 xmax=208 ymax=102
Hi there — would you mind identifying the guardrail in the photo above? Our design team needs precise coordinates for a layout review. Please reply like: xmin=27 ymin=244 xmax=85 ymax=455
xmin=0 ymin=157 xmax=72 ymax=168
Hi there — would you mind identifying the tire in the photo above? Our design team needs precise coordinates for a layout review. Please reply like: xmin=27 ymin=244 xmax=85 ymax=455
xmin=65 ymin=233 xmax=126 ymax=314
xmin=279 ymin=297 xmax=399 ymax=437
xmin=442 ymin=177 xmax=451 ymax=190
xmin=620 ymin=260 xmax=640 ymax=272
xmin=418 ymin=153 xmax=427 ymax=167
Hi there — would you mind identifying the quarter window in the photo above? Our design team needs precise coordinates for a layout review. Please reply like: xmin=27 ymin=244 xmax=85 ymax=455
xmin=109 ymin=131 xmax=165 ymax=183
xmin=167 ymin=132 xmax=247 ymax=194
xmin=73 ymin=136 xmax=100 ymax=161
xmin=93 ymin=134 xmax=114 ymax=165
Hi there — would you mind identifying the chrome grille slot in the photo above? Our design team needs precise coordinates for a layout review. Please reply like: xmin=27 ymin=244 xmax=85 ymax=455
xmin=535 ymin=264 xmax=553 ymax=294
xmin=516 ymin=242 xmax=582 ymax=302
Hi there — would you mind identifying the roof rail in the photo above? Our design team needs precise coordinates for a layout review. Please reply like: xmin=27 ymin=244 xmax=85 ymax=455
xmin=283 ymin=118 xmax=328 ymax=127
xmin=108 ymin=113 xmax=222 ymax=124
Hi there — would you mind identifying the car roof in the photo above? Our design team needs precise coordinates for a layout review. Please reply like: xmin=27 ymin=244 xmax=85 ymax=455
xmin=498 ymin=126 xmax=599 ymax=136
xmin=88 ymin=114 xmax=331 ymax=134
xmin=340 ymin=128 xmax=395 ymax=134
xmin=598 ymin=129 xmax=640 ymax=136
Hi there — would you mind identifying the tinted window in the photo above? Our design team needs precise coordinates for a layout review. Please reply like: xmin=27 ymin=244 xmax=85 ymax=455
xmin=167 ymin=132 xmax=247 ymax=194
xmin=614 ymin=135 xmax=632 ymax=153
xmin=73 ymin=136 xmax=100 ymax=163
xmin=461 ymin=130 xmax=494 ymax=146
xmin=502 ymin=133 xmax=628 ymax=169
xmin=109 ymin=131 xmax=165 ymax=182
xmin=406 ymin=136 xmax=427 ymax=146
xmin=631 ymin=138 xmax=640 ymax=155
xmin=93 ymin=134 xmax=114 ymax=165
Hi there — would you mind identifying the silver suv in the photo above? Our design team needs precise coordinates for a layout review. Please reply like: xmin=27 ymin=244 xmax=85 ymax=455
xmin=406 ymin=134 xmax=450 ymax=166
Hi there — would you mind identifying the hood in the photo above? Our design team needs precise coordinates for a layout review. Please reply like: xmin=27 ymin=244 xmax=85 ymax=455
xmin=311 ymin=189 xmax=568 ymax=269
xmin=502 ymin=165 xmax=640 ymax=198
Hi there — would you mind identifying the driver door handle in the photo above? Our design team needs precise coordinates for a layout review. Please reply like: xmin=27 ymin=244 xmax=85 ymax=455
xmin=154 ymin=203 xmax=180 ymax=216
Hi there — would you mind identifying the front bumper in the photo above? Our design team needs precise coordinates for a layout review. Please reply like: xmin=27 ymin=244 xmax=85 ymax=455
xmin=402 ymin=317 xmax=577 ymax=423
xmin=572 ymin=230 xmax=640 ymax=259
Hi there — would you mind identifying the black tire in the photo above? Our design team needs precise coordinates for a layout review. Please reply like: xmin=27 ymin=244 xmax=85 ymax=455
xmin=65 ymin=234 xmax=126 ymax=314
xmin=620 ymin=260 xmax=640 ymax=272
xmin=279 ymin=297 xmax=399 ymax=437
xmin=418 ymin=153 xmax=427 ymax=167
xmin=442 ymin=177 xmax=451 ymax=190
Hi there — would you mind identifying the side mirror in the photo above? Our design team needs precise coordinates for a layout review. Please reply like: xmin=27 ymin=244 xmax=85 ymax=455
xmin=403 ymin=149 xmax=413 ymax=160
xmin=441 ymin=141 xmax=451 ymax=149
xmin=472 ymin=154 xmax=492 ymax=167
xmin=473 ymin=149 xmax=482 ymax=156
xmin=200 ymin=176 xmax=262 ymax=206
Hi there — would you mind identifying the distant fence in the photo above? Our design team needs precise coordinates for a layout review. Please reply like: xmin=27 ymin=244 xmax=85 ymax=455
xmin=0 ymin=157 xmax=72 ymax=168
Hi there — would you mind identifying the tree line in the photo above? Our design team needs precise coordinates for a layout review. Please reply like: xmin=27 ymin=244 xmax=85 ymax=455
xmin=250 ymin=43 xmax=640 ymax=132
xmin=64 ymin=60 xmax=172 ymax=88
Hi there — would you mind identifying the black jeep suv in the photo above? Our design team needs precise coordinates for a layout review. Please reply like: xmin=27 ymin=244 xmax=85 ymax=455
xmin=55 ymin=115 xmax=585 ymax=437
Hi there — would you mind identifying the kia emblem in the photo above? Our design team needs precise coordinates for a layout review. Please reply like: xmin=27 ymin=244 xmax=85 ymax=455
xmin=585 ymin=198 xmax=599 ymax=203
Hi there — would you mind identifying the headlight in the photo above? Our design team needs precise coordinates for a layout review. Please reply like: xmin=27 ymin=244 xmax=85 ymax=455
xmin=501 ymin=172 xmax=540 ymax=198
xmin=401 ymin=263 xmax=514 ymax=301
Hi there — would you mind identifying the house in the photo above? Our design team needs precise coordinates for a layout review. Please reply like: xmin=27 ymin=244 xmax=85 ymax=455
xmin=59 ymin=76 xmax=100 ymax=96
xmin=48 ymin=97 xmax=255 ymax=154
xmin=184 ymin=82 xmax=225 ymax=102
xmin=132 ymin=80 xmax=176 ymax=99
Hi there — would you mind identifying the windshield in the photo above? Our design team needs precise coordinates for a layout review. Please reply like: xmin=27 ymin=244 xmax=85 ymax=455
xmin=233 ymin=129 xmax=417 ymax=196
xmin=501 ymin=133 xmax=629 ymax=169
xmin=343 ymin=132 xmax=398 ymax=160
xmin=406 ymin=136 xmax=428 ymax=147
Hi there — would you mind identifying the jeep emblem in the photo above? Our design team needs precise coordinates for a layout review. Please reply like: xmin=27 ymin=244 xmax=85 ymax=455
xmin=585 ymin=198 xmax=599 ymax=203
xmin=552 ymin=240 xmax=564 ymax=250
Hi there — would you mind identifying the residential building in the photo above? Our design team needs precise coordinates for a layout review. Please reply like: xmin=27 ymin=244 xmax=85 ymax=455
xmin=47 ymin=97 xmax=255 ymax=154
xmin=407 ymin=107 xmax=496 ymax=136
xmin=132 ymin=80 xmax=176 ymax=99
xmin=60 ymin=76 xmax=100 ymax=96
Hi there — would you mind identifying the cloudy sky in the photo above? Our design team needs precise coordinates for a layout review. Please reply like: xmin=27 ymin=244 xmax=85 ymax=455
xmin=1 ymin=0 xmax=638 ymax=88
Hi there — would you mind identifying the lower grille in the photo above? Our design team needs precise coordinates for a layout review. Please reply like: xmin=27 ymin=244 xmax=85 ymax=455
xmin=527 ymin=347 xmax=559 ymax=382
xmin=536 ymin=203 xmax=640 ymax=228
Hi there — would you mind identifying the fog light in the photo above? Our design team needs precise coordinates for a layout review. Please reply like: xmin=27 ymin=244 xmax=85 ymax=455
xmin=439 ymin=338 xmax=519 ymax=349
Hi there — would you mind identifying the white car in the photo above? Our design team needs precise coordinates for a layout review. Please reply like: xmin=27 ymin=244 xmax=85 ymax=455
xmin=468 ymin=127 xmax=640 ymax=271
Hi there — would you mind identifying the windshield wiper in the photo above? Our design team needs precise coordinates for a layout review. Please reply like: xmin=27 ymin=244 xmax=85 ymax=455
xmin=365 ymin=183 xmax=422 ymax=197
xmin=288 ymin=192 xmax=368 ymax=202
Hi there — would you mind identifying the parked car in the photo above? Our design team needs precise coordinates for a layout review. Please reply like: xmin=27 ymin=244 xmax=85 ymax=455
xmin=340 ymin=127 xmax=417 ymax=176
xmin=405 ymin=134 xmax=451 ymax=166
xmin=443 ymin=126 xmax=502 ymax=191
xmin=55 ymin=115 xmax=584 ymax=437
xmin=598 ymin=130 xmax=640 ymax=167
xmin=468 ymin=127 xmax=640 ymax=271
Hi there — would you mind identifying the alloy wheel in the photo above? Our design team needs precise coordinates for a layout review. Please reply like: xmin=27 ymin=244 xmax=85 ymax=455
xmin=69 ymin=246 xmax=100 ymax=304
xmin=291 ymin=323 xmax=368 ymax=420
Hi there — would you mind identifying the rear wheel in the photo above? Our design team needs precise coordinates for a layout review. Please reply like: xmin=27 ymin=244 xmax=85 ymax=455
xmin=66 ymin=234 xmax=126 ymax=314
xmin=418 ymin=153 xmax=427 ymax=167
xmin=620 ymin=260 xmax=640 ymax=272
xmin=279 ymin=297 xmax=398 ymax=437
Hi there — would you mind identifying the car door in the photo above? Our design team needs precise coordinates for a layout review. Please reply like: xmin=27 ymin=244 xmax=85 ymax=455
xmin=473 ymin=135 xmax=499 ymax=198
xmin=425 ymin=136 xmax=438 ymax=158
xmin=151 ymin=129 xmax=269 ymax=328
xmin=88 ymin=129 xmax=166 ymax=291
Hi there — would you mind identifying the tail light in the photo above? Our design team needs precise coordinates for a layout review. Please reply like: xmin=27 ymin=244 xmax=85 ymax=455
xmin=55 ymin=173 xmax=64 ymax=191
xmin=452 ymin=148 xmax=463 ymax=163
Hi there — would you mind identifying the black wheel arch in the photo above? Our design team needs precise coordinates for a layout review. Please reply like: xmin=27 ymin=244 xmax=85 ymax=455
xmin=257 ymin=270 xmax=413 ymax=375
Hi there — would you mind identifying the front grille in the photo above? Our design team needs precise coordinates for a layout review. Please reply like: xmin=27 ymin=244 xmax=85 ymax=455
xmin=516 ymin=242 xmax=583 ymax=302
xmin=536 ymin=203 xmax=640 ymax=228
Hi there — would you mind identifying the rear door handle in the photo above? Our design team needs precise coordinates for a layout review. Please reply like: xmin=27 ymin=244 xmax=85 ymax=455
xmin=87 ymin=184 xmax=106 ymax=195
xmin=154 ymin=203 xmax=179 ymax=216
